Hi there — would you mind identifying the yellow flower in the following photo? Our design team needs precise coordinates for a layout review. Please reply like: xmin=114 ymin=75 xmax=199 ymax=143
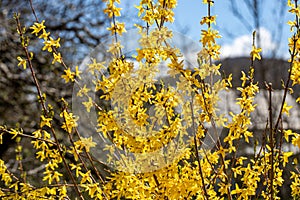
xmin=80 ymin=137 xmax=96 ymax=152
xmin=202 ymin=0 xmax=214 ymax=5
xmin=282 ymin=102 xmax=292 ymax=116
xmin=75 ymin=65 xmax=82 ymax=80
xmin=292 ymin=134 xmax=300 ymax=148
xmin=79 ymin=170 xmax=92 ymax=184
xmin=288 ymin=0 xmax=294 ymax=7
xmin=36 ymin=150 xmax=46 ymax=161
xmin=38 ymin=29 xmax=50 ymax=40
xmin=287 ymin=20 xmax=297 ymax=32
xmin=58 ymin=185 xmax=67 ymax=200
xmin=200 ymin=15 xmax=216 ymax=25
xmin=82 ymin=97 xmax=93 ymax=112
xmin=40 ymin=115 xmax=52 ymax=128
xmin=67 ymin=146 xmax=82 ymax=161
xmin=9 ymin=128 xmax=20 ymax=139
xmin=283 ymin=129 xmax=295 ymax=142
xmin=240 ymin=71 xmax=248 ymax=87
xmin=107 ymin=42 xmax=123 ymax=56
xmin=291 ymin=61 xmax=300 ymax=86
xmin=43 ymin=170 xmax=62 ymax=184
xmin=9 ymin=181 xmax=19 ymax=191
xmin=17 ymin=56 xmax=27 ymax=69
xmin=77 ymin=84 xmax=91 ymax=97
xmin=282 ymin=151 xmax=293 ymax=167
xmin=30 ymin=20 xmax=46 ymax=36
xmin=200 ymin=28 xmax=221 ymax=47
xmin=69 ymin=163 xmax=82 ymax=177
xmin=250 ymin=45 xmax=262 ymax=61
xmin=42 ymin=37 xmax=60 ymax=52
xmin=243 ymin=130 xmax=253 ymax=143
xmin=52 ymin=52 xmax=62 ymax=64
xmin=60 ymin=110 xmax=78 ymax=133
xmin=135 ymin=4 xmax=144 ymax=17
xmin=88 ymin=59 xmax=106 ymax=75
xmin=103 ymin=3 xmax=122 ymax=18
xmin=107 ymin=22 xmax=126 ymax=36
xmin=61 ymin=68 xmax=75 ymax=83
xmin=289 ymin=7 xmax=300 ymax=17
xmin=142 ymin=10 xmax=155 ymax=25
xmin=231 ymin=183 xmax=243 ymax=195
xmin=84 ymin=183 xmax=99 ymax=198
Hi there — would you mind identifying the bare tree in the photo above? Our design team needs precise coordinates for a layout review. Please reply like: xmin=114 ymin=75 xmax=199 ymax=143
xmin=228 ymin=0 xmax=286 ymax=57
xmin=0 ymin=0 xmax=109 ymax=156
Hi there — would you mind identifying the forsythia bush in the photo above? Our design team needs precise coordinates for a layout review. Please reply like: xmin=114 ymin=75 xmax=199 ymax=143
xmin=1 ymin=0 xmax=300 ymax=199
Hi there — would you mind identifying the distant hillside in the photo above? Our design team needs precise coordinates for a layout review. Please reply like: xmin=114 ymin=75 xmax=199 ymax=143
xmin=157 ymin=57 xmax=300 ymax=132
xmin=219 ymin=57 xmax=290 ymax=90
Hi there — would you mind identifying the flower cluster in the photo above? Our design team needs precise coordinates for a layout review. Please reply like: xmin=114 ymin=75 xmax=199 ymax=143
xmin=30 ymin=20 xmax=61 ymax=63
xmin=288 ymin=0 xmax=300 ymax=197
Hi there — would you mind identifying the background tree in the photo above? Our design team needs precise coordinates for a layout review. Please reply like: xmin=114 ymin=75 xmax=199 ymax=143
xmin=223 ymin=0 xmax=288 ymax=87
xmin=228 ymin=0 xmax=286 ymax=56
xmin=0 ymin=0 xmax=109 ymax=157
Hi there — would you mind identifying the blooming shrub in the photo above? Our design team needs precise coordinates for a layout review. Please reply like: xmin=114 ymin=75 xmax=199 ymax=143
xmin=1 ymin=0 xmax=300 ymax=199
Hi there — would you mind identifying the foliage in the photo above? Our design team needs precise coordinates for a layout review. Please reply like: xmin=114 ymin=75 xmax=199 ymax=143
xmin=1 ymin=0 xmax=300 ymax=199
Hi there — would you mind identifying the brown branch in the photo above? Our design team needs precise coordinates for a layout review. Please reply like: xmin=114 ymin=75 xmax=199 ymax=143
xmin=15 ymin=15 xmax=84 ymax=200
xmin=190 ymin=94 xmax=209 ymax=200
xmin=28 ymin=0 xmax=38 ymax=22
xmin=266 ymin=82 xmax=274 ymax=200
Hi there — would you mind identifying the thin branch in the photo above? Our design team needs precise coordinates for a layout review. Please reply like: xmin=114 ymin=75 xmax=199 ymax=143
xmin=190 ymin=94 xmax=209 ymax=200
xmin=266 ymin=82 xmax=274 ymax=200
xmin=28 ymin=0 xmax=38 ymax=22
xmin=229 ymin=0 xmax=253 ymax=31
xmin=15 ymin=16 xmax=84 ymax=200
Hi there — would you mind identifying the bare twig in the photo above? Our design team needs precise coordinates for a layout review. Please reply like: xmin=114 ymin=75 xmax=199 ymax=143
xmin=266 ymin=82 xmax=274 ymax=200
xmin=190 ymin=94 xmax=209 ymax=200
xmin=15 ymin=15 xmax=84 ymax=200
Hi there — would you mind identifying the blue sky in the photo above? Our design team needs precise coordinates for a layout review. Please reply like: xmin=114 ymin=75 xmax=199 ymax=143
xmin=171 ymin=0 xmax=292 ymax=59
xmin=121 ymin=0 xmax=293 ymax=59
